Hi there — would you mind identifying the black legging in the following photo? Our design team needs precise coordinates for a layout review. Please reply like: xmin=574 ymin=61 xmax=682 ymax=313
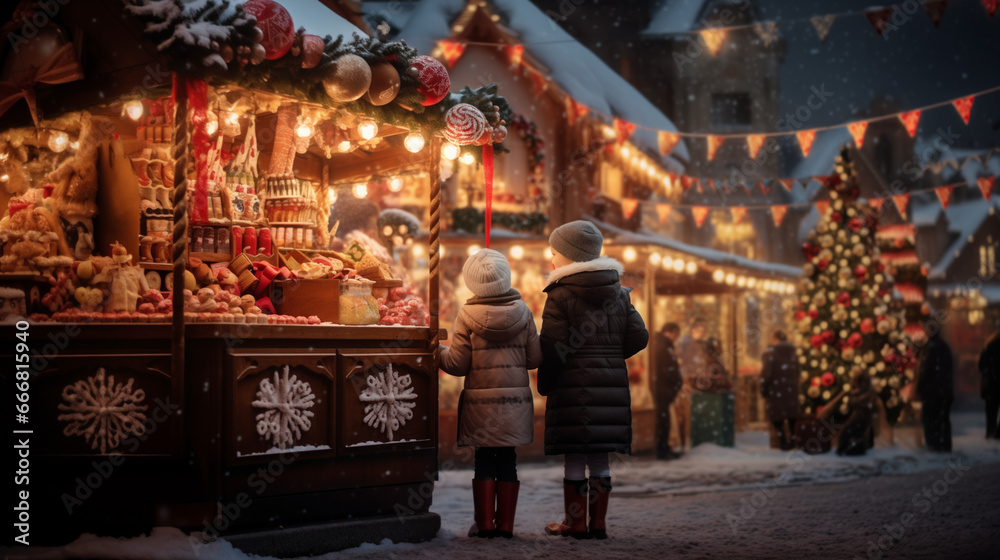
xmin=772 ymin=419 xmax=797 ymax=449
xmin=922 ymin=397 xmax=953 ymax=452
xmin=474 ymin=447 xmax=517 ymax=482
xmin=986 ymin=396 xmax=1000 ymax=438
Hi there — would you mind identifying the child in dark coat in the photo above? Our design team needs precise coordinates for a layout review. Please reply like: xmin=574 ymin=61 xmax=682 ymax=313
xmin=537 ymin=221 xmax=649 ymax=539
xmin=440 ymin=249 xmax=541 ymax=538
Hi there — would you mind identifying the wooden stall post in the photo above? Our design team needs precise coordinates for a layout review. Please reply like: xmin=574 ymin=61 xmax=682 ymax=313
xmin=429 ymin=137 xmax=441 ymax=358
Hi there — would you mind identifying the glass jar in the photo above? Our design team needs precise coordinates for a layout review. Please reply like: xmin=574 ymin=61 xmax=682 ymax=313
xmin=339 ymin=279 xmax=380 ymax=325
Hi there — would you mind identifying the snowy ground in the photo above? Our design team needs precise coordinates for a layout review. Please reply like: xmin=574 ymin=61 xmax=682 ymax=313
xmin=8 ymin=413 xmax=1000 ymax=560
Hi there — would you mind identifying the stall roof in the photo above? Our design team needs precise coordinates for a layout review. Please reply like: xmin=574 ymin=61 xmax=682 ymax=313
xmin=929 ymin=282 xmax=1000 ymax=304
xmin=587 ymin=216 xmax=801 ymax=278
xmin=382 ymin=0 xmax=690 ymax=166
xmin=928 ymin=195 xmax=1000 ymax=280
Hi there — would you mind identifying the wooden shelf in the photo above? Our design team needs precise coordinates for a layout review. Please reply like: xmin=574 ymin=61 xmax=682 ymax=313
xmin=232 ymin=220 xmax=267 ymax=227
xmin=278 ymin=246 xmax=333 ymax=254
xmin=189 ymin=251 xmax=232 ymax=263
xmin=139 ymin=262 xmax=173 ymax=271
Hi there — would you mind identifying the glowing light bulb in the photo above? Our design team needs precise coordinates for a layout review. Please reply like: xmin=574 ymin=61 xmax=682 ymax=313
xmin=623 ymin=247 xmax=637 ymax=263
xmin=649 ymin=252 xmax=661 ymax=266
xmin=389 ymin=177 xmax=403 ymax=192
xmin=468 ymin=244 xmax=481 ymax=256
xmin=747 ymin=278 xmax=757 ymax=289
xmin=737 ymin=275 xmax=747 ymax=287
xmin=510 ymin=245 xmax=525 ymax=260
xmin=404 ymin=131 xmax=425 ymax=153
xmin=685 ymin=261 xmax=697 ymax=275
xmin=296 ymin=123 xmax=313 ymax=138
xmin=442 ymin=142 xmax=460 ymax=160
xmin=125 ymin=100 xmax=144 ymax=121
xmin=353 ymin=183 xmax=368 ymax=198
xmin=412 ymin=245 xmax=425 ymax=258
xmin=662 ymin=255 xmax=673 ymax=270
xmin=337 ymin=140 xmax=352 ymax=152
xmin=358 ymin=119 xmax=378 ymax=140
xmin=327 ymin=189 xmax=338 ymax=205
xmin=48 ymin=131 xmax=68 ymax=153
xmin=459 ymin=152 xmax=476 ymax=165
xmin=725 ymin=273 xmax=736 ymax=285
xmin=713 ymin=269 xmax=725 ymax=283
xmin=621 ymin=146 xmax=630 ymax=158
xmin=673 ymin=259 xmax=685 ymax=273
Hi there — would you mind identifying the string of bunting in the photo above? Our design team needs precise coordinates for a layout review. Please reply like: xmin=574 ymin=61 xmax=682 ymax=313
xmin=621 ymin=176 xmax=996 ymax=227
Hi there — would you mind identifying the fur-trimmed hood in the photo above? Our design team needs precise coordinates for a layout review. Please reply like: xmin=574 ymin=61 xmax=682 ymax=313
xmin=544 ymin=256 xmax=624 ymax=287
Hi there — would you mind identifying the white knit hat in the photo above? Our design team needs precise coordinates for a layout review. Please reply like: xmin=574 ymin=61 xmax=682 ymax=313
xmin=462 ymin=248 xmax=511 ymax=298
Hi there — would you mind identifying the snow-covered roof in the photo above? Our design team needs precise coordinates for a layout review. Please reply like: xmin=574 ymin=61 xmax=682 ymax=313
xmin=929 ymin=196 xmax=1000 ymax=280
xmin=642 ymin=0 xmax=708 ymax=38
xmin=911 ymin=200 xmax=942 ymax=228
xmin=235 ymin=1 xmax=365 ymax=40
xmin=929 ymin=282 xmax=1000 ymax=303
xmin=390 ymin=0 xmax=689 ymax=162
xmin=588 ymin=216 xmax=800 ymax=278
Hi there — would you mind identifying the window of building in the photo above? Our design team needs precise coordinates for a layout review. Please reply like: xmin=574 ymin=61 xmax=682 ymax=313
xmin=711 ymin=93 xmax=752 ymax=128
xmin=981 ymin=235 xmax=996 ymax=278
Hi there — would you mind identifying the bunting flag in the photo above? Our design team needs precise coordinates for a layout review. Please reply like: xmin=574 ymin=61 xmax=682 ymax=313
xmin=892 ymin=193 xmax=910 ymax=220
xmin=503 ymin=44 xmax=524 ymax=68
xmin=700 ymin=29 xmax=727 ymax=56
xmin=691 ymin=206 xmax=710 ymax=227
xmin=680 ymin=175 xmax=694 ymax=192
xmin=815 ymin=200 xmax=831 ymax=217
xmin=985 ymin=0 xmax=998 ymax=18
xmin=978 ymin=176 xmax=995 ymax=200
xmin=759 ymin=180 xmax=771 ymax=195
xmin=613 ymin=118 xmax=636 ymax=146
xmin=437 ymin=40 xmax=466 ymax=67
xmin=656 ymin=204 xmax=671 ymax=223
xmin=935 ymin=186 xmax=952 ymax=209
xmin=707 ymin=135 xmax=725 ymax=161
xmin=567 ymin=98 xmax=589 ymax=126
xmin=754 ymin=22 xmax=779 ymax=47
xmin=706 ymin=178 xmax=717 ymax=193
xmin=866 ymin=7 xmax=895 ymax=36
xmin=746 ymin=134 xmax=766 ymax=159
xmin=771 ymin=205 xmax=788 ymax=227
xmin=779 ymin=178 xmax=796 ymax=192
xmin=811 ymin=15 xmax=835 ymax=42
xmin=658 ymin=131 xmax=680 ymax=156
xmin=868 ymin=198 xmax=886 ymax=214
xmin=730 ymin=206 xmax=747 ymax=225
xmin=898 ymin=110 xmax=921 ymax=137
xmin=924 ymin=0 xmax=950 ymax=26
xmin=848 ymin=121 xmax=869 ymax=148
xmin=953 ymin=95 xmax=974 ymax=124
xmin=621 ymin=198 xmax=639 ymax=219
xmin=694 ymin=178 xmax=704 ymax=194
xmin=796 ymin=130 xmax=816 ymax=157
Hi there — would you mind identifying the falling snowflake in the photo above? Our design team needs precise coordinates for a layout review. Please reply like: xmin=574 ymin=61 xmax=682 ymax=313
xmin=57 ymin=368 xmax=148 ymax=454
xmin=252 ymin=366 xmax=315 ymax=449
xmin=359 ymin=364 xmax=417 ymax=441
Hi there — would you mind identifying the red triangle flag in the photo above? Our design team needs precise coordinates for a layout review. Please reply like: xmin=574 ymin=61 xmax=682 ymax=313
xmin=730 ymin=207 xmax=747 ymax=225
xmin=567 ymin=99 xmax=589 ymax=127
xmin=622 ymin=198 xmax=639 ymax=219
xmin=437 ymin=40 xmax=466 ymax=67
xmin=771 ymin=205 xmax=788 ymax=227
xmin=898 ymin=110 xmax=921 ymax=137
xmin=985 ymin=0 xmax=998 ymax=18
xmin=924 ymin=0 xmax=949 ymax=26
xmin=658 ymin=131 xmax=680 ymax=156
xmin=935 ymin=186 xmax=952 ymax=209
xmin=796 ymin=130 xmax=816 ymax=157
xmin=868 ymin=198 xmax=886 ymax=214
xmin=848 ymin=121 xmax=868 ymax=148
xmin=815 ymin=200 xmax=831 ymax=217
xmin=656 ymin=204 xmax=671 ymax=223
xmin=746 ymin=135 xmax=765 ymax=159
xmin=706 ymin=178 xmax=717 ymax=193
xmin=504 ymin=44 xmax=524 ymax=68
xmin=691 ymin=206 xmax=710 ymax=227
xmin=978 ymin=176 xmax=995 ymax=200
xmin=892 ymin=193 xmax=911 ymax=220
xmin=614 ymin=118 xmax=636 ymax=146
xmin=680 ymin=175 xmax=693 ymax=192
xmin=759 ymin=180 xmax=771 ymax=195
xmin=779 ymin=178 xmax=796 ymax=192
xmin=953 ymin=96 xmax=974 ymax=124
xmin=866 ymin=7 xmax=895 ymax=36
xmin=707 ymin=135 xmax=724 ymax=161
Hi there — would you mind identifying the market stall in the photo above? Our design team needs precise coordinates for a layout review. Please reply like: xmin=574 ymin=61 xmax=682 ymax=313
xmin=0 ymin=1 xmax=512 ymax=551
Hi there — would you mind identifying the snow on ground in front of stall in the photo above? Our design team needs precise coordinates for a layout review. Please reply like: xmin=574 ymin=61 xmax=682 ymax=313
xmin=9 ymin=413 xmax=999 ymax=560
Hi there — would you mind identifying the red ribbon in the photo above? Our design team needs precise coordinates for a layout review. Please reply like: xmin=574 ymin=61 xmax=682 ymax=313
xmin=483 ymin=144 xmax=494 ymax=248
xmin=187 ymin=78 xmax=211 ymax=224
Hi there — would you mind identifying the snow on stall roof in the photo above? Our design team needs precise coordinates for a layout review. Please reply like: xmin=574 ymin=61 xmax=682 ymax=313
xmin=394 ymin=0 xmax=689 ymax=163
xmin=587 ymin=216 xmax=801 ymax=277
xmin=929 ymin=196 xmax=1000 ymax=279
xmin=911 ymin=199 xmax=941 ymax=227
xmin=642 ymin=0 xmax=707 ymax=37
xmin=929 ymin=282 xmax=1000 ymax=303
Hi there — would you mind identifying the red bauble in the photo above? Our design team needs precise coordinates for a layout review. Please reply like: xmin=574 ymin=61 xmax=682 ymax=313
xmin=408 ymin=55 xmax=450 ymax=106
xmin=810 ymin=335 xmax=824 ymax=349
xmin=300 ymin=34 xmax=324 ymax=69
xmin=821 ymin=372 xmax=835 ymax=387
xmin=811 ymin=376 xmax=822 ymax=387
xmin=242 ymin=0 xmax=295 ymax=60
xmin=860 ymin=318 xmax=874 ymax=334
xmin=808 ymin=309 xmax=819 ymax=320
xmin=837 ymin=292 xmax=851 ymax=306
xmin=817 ymin=258 xmax=830 ymax=271
xmin=442 ymin=103 xmax=486 ymax=145
xmin=831 ymin=211 xmax=841 ymax=223
xmin=795 ymin=310 xmax=806 ymax=321
xmin=801 ymin=242 xmax=815 ymax=259
xmin=848 ymin=218 xmax=863 ymax=231
xmin=821 ymin=330 xmax=835 ymax=344
xmin=854 ymin=265 xmax=867 ymax=280
xmin=848 ymin=332 xmax=863 ymax=348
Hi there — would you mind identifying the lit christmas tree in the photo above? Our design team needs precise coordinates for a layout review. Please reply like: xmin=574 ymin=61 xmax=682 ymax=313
xmin=796 ymin=147 xmax=916 ymax=422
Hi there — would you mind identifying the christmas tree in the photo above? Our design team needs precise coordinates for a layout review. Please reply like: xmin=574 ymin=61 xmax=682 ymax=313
xmin=796 ymin=147 xmax=915 ymax=422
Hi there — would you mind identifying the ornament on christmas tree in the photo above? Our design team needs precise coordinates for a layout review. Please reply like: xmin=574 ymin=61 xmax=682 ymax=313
xmin=241 ymin=0 xmax=295 ymax=60
xmin=408 ymin=55 xmax=451 ymax=106
xmin=442 ymin=103 xmax=487 ymax=145
xmin=324 ymin=54 xmax=373 ymax=102
xmin=299 ymin=34 xmax=324 ymax=69
xmin=367 ymin=62 xmax=401 ymax=106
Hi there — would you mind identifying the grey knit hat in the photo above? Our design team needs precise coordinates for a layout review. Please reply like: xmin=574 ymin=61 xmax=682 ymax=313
xmin=463 ymin=248 xmax=512 ymax=297
xmin=549 ymin=220 xmax=603 ymax=262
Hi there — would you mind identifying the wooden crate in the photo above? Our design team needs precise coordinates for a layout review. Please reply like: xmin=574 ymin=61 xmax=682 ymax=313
xmin=271 ymin=278 xmax=340 ymax=323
